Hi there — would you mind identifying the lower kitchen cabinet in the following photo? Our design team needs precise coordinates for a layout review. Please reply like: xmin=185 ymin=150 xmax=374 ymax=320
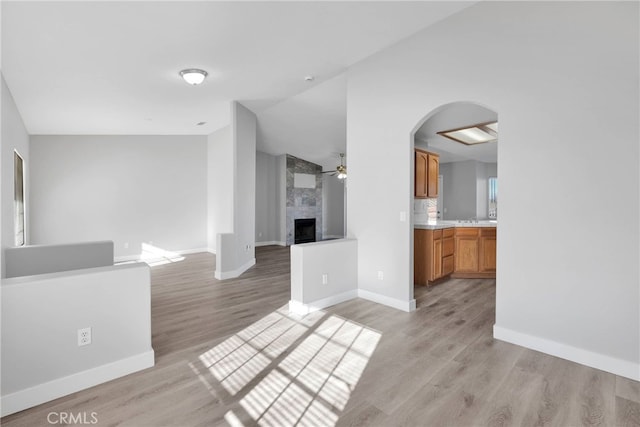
xmin=452 ymin=227 xmax=497 ymax=278
xmin=414 ymin=228 xmax=455 ymax=285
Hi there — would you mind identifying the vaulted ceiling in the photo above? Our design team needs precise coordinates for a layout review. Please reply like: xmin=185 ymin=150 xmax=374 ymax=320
xmin=2 ymin=1 xmax=474 ymax=168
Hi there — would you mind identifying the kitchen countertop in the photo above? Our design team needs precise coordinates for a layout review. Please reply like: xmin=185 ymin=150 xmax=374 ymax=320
xmin=414 ymin=220 xmax=497 ymax=230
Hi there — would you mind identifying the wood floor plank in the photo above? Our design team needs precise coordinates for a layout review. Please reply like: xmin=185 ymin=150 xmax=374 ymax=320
xmin=2 ymin=246 xmax=637 ymax=427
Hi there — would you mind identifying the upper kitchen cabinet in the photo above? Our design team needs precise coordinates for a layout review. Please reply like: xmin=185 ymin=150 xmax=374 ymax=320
xmin=415 ymin=149 xmax=439 ymax=198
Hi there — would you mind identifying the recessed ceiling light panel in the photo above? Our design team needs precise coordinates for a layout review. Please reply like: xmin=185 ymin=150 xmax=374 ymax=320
xmin=437 ymin=121 xmax=498 ymax=145
xmin=179 ymin=69 xmax=208 ymax=85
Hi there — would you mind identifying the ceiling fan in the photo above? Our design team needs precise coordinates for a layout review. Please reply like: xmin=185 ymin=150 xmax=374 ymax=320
xmin=322 ymin=153 xmax=347 ymax=180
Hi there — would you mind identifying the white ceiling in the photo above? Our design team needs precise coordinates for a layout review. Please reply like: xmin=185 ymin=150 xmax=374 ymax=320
xmin=414 ymin=102 xmax=498 ymax=163
xmin=2 ymin=0 xmax=473 ymax=144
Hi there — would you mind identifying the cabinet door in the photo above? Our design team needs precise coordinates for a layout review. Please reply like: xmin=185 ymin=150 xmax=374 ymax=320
xmin=414 ymin=230 xmax=429 ymax=285
xmin=415 ymin=151 xmax=428 ymax=198
xmin=442 ymin=255 xmax=454 ymax=276
xmin=427 ymin=153 xmax=439 ymax=198
xmin=431 ymin=239 xmax=443 ymax=280
xmin=479 ymin=236 xmax=497 ymax=272
xmin=455 ymin=236 xmax=479 ymax=273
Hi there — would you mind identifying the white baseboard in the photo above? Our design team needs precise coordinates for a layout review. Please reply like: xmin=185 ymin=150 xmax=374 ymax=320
xmin=115 ymin=247 xmax=212 ymax=263
xmin=493 ymin=325 xmax=640 ymax=381
xmin=357 ymin=289 xmax=416 ymax=312
xmin=255 ymin=241 xmax=286 ymax=247
xmin=0 ymin=350 xmax=155 ymax=417
xmin=215 ymin=258 xmax=256 ymax=280
xmin=288 ymin=290 xmax=358 ymax=315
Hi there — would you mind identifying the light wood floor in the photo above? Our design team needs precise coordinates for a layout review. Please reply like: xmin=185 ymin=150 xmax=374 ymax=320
xmin=2 ymin=246 xmax=639 ymax=426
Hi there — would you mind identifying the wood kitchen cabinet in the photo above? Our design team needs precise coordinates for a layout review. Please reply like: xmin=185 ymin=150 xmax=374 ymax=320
xmin=414 ymin=227 xmax=454 ymax=285
xmin=452 ymin=227 xmax=496 ymax=278
xmin=479 ymin=228 xmax=497 ymax=273
xmin=415 ymin=149 xmax=439 ymax=198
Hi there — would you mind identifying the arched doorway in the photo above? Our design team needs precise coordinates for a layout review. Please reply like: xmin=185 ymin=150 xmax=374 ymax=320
xmin=410 ymin=101 xmax=498 ymax=307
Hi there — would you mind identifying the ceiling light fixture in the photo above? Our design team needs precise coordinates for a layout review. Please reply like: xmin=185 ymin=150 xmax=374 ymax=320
xmin=179 ymin=69 xmax=208 ymax=85
xmin=322 ymin=153 xmax=347 ymax=180
xmin=437 ymin=121 xmax=498 ymax=145
xmin=304 ymin=75 xmax=315 ymax=82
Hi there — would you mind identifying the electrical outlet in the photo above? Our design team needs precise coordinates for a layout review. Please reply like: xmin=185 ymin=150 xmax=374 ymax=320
xmin=322 ymin=274 xmax=328 ymax=285
xmin=377 ymin=271 xmax=384 ymax=280
xmin=78 ymin=327 xmax=92 ymax=346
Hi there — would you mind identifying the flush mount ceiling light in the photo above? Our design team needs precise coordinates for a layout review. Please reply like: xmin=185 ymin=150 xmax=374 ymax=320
xmin=322 ymin=153 xmax=347 ymax=180
xmin=437 ymin=121 xmax=498 ymax=145
xmin=179 ymin=69 xmax=208 ymax=85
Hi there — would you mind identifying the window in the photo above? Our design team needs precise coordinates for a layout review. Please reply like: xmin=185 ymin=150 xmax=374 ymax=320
xmin=488 ymin=177 xmax=497 ymax=219
xmin=14 ymin=151 xmax=25 ymax=246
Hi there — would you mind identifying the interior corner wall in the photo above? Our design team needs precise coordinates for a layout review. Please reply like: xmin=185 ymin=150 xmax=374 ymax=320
xmin=29 ymin=135 xmax=208 ymax=259
xmin=255 ymin=151 xmax=280 ymax=244
xmin=207 ymin=126 xmax=233 ymax=252
xmin=346 ymin=1 xmax=639 ymax=378
xmin=1 ymin=75 xmax=30 ymax=278
xmin=277 ymin=154 xmax=287 ymax=244
xmin=322 ymin=175 xmax=345 ymax=238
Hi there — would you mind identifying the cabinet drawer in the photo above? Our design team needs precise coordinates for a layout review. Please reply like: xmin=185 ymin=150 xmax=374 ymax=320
xmin=442 ymin=228 xmax=454 ymax=238
xmin=432 ymin=229 xmax=442 ymax=240
xmin=455 ymin=227 xmax=479 ymax=236
xmin=442 ymin=255 xmax=454 ymax=276
xmin=481 ymin=228 xmax=496 ymax=237
xmin=442 ymin=237 xmax=454 ymax=256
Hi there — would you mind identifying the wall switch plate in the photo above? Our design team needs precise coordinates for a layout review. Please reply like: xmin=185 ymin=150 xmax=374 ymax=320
xmin=78 ymin=327 xmax=91 ymax=346
xmin=322 ymin=274 xmax=328 ymax=285
xmin=377 ymin=271 xmax=384 ymax=280
xmin=124 ymin=242 xmax=129 ymax=249
xmin=400 ymin=211 xmax=407 ymax=222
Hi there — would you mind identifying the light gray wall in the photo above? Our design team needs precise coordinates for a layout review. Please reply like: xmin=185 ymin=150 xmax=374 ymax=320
xmin=1 ymin=75 xmax=30 ymax=278
xmin=322 ymin=175 xmax=345 ymax=238
xmin=290 ymin=239 xmax=357 ymax=306
xmin=440 ymin=160 xmax=497 ymax=220
xmin=277 ymin=154 xmax=287 ymax=244
xmin=346 ymin=1 xmax=638 ymax=377
xmin=207 ymin=126 xmax=233 ymax=252
xmin=29 ymin=135 xmax=208 ymax=259
xmin=5 ymin=240 xmax=113 ymax=278
xmin=440 ymin=160 xmax=477 ymax=220
xmin=232 ymin=102 xmax=257 ymax=268
xmin=255 ymin=151 xmax=279 ymax=244
xmin=1 ymin=263 xmax=153 ymax=415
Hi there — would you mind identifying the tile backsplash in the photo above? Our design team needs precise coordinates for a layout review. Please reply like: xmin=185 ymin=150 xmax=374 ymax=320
xmin=414 ymin=198 xmax=438 ymax=223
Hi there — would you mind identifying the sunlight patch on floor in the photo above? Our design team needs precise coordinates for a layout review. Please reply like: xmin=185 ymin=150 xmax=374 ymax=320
xmin=198 ymin=305 xmax=381 ymax=426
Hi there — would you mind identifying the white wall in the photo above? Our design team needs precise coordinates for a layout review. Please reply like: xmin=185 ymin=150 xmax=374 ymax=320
xmin=232 ymin=102 xmax=256 ymax=269
xmin=29 ymin=135 xmax=208 ymax=260
xmin=214 ymin=102 xmax=257 ymax=279
xmin=347 ymin=1 xmax=639 ymax=378
xmin=1 ymin=263 xmax=154 ymax=415
xmin=322 ymin=175 xmax=345 ymax=238
xmin=290 ymin=239 xmax=357 ymax=314
xmin=1 ymin=75 xmax=30 ymax=278
xmin=255 ymin=151 xmax=280 ymax=244
xmin=207 ymin=126 xmax=233 ymax=252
